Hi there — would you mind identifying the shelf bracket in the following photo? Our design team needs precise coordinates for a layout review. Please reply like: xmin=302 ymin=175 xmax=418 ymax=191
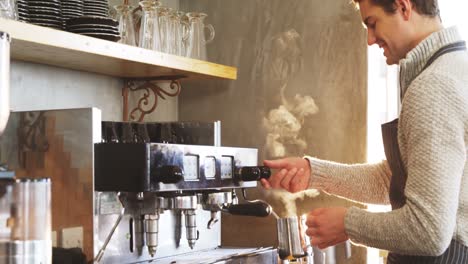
xmin=122 ymin=75 xmax=186 ymax=122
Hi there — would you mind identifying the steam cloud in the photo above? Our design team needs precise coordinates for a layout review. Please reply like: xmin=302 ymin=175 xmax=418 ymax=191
xmin=263 ymin=188 xmax=320 ymax=218
xmin=263 ymin=29 xmax=319 ymax=158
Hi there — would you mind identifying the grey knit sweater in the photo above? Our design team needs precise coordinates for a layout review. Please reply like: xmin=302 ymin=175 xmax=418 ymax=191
xmin=306 ymin=27 xmax=468 ymax=256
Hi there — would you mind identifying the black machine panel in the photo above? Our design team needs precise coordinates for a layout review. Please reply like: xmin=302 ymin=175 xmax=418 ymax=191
xmin=101 ymin=121 xmax=216 ymax=145
xmin=94 ymin=143 xmax=269 ymax=192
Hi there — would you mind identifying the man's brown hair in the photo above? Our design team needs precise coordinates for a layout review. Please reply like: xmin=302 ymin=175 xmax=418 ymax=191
xmin=352 ymin=0 xmax=440 ymax=17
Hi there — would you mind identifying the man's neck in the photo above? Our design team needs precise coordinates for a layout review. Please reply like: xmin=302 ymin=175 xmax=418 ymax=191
xmin=409 ymin=17 xmax=444 ymax=50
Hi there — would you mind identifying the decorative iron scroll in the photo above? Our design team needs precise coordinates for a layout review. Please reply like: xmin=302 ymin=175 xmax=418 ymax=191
xmin=122 ymin=76 xmax=184 ymax=122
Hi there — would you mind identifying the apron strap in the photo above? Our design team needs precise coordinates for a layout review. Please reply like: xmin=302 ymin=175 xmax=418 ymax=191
xmin=381 ymin=40 xmax=467 ymax=261
xmin=381 ymin=119 xmax=406 ymax=209
xmin=423 ymin=41 xmax=466 ymax=71
xmin=385 ymin=40 xmax=467 ymax=209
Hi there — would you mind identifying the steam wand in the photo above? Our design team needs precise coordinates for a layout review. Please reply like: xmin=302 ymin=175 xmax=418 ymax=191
xmin=94 ymin=192 xmax=125 ymax=264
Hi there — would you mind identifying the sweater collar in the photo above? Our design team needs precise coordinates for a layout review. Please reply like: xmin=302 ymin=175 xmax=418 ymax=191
xmin=399 ymin=27 xmax=462 ymax=98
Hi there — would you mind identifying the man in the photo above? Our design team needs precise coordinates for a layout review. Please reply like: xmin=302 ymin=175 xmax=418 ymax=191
xmin=261 ymin=0 xmax=468 ymax=262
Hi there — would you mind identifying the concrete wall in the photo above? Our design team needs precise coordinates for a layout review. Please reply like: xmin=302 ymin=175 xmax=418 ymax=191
xmin=11 ymin=60 xmax=179 ymax=122
xmin=178 ymin=0 xmax=368 ymax=263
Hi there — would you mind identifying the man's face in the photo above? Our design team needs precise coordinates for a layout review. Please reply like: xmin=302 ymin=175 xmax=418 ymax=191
xmin=359 ymin=0 xmax=412 ymax=65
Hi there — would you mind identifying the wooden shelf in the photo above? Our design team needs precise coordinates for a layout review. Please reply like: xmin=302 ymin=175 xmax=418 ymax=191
xmin=0 ymin=18 xmax=237 ymax=80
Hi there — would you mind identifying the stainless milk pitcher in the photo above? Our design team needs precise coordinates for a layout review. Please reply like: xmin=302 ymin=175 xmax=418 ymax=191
xmin=277 ymin=216 xmax=310 ymax=261
xmin=0 ymin=31 xmax=10 ymax=135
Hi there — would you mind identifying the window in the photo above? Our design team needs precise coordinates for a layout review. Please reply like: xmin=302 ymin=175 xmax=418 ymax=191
xmin=440 ymin=1 xmax=468 ymax=40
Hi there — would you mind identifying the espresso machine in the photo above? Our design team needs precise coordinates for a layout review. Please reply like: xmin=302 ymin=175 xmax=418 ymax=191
xmin=93 ymin=121 xmax=278 ymax=263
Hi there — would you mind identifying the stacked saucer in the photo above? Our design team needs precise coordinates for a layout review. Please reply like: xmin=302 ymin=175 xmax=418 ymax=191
xmin=61 ymin=0 xmax=84 ymax=21
xmin=17 ymin=0 xmax=29 ymax=22
xmin=83 ymin=0 xmax=109 ymax=17
xmin=28 ymin=0 xmax=63 ymax=29
xmin=65 ymin=16 xmax=120 ymax=42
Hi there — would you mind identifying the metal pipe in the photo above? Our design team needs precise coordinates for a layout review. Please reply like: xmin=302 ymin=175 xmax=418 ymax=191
xmin=144 ymin=213 xmax=159 ymax=257
xmin=171 ymin=195 xmax=198 ymax=249
xmin=184 ymin=209 xmax=197 ymax=249
xmin=0 ymin=32 xmax=10 ymax=135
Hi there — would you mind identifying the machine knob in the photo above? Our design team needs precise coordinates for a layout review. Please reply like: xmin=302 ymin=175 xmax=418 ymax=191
xmin=152 ymin=165 xmax=183 ymax=184
xmin=234 ymin=166 xmax=271 ymax=182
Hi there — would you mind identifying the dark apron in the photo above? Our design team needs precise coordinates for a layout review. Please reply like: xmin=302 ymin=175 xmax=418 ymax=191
xmin=382 ymin=41 xmax=468 ymax=263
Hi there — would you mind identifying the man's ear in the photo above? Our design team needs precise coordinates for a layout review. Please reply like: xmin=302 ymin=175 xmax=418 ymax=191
xmin=395 ymin=0 xmax=412 ymax=20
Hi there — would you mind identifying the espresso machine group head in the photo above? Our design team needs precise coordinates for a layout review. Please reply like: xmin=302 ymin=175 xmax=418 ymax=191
xmin=94 ymin=126 xmax=273 ymax=263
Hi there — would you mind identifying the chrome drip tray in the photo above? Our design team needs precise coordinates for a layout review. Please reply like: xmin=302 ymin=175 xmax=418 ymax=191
xmin=151 ymin=247 xmax=278 ymax=264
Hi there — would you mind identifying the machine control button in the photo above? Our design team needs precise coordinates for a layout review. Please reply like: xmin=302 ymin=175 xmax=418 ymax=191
xmin=183 ymin=155 xmax=199 ymax=180
xmin=220 ymin=156 xmax=233 ymax=179
xmin=152 ymin=165 xmax=183 ymax=184
xmin=204 ymin=156 xmax=216 ymax=179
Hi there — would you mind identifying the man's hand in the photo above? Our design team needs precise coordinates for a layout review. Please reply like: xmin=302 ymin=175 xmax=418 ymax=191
xmin=305 ymin=207 xmax=349 ymax=249
xmin=261 ymin=157 xmax=311 ymax=193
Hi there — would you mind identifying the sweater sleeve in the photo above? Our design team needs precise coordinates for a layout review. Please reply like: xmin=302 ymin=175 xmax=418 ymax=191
xmin=305 ymin=157 xmax=392 ymax=205
xmin=345 ymin=73 xmax=467 ymax=255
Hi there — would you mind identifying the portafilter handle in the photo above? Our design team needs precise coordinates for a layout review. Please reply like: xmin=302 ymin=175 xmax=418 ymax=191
xmin=223 ymin=201 xmax=272 ymax=217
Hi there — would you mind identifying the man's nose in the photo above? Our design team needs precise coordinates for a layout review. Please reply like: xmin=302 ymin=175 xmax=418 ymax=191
xmin=367 ymin=31 xmax=377 ymax=46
